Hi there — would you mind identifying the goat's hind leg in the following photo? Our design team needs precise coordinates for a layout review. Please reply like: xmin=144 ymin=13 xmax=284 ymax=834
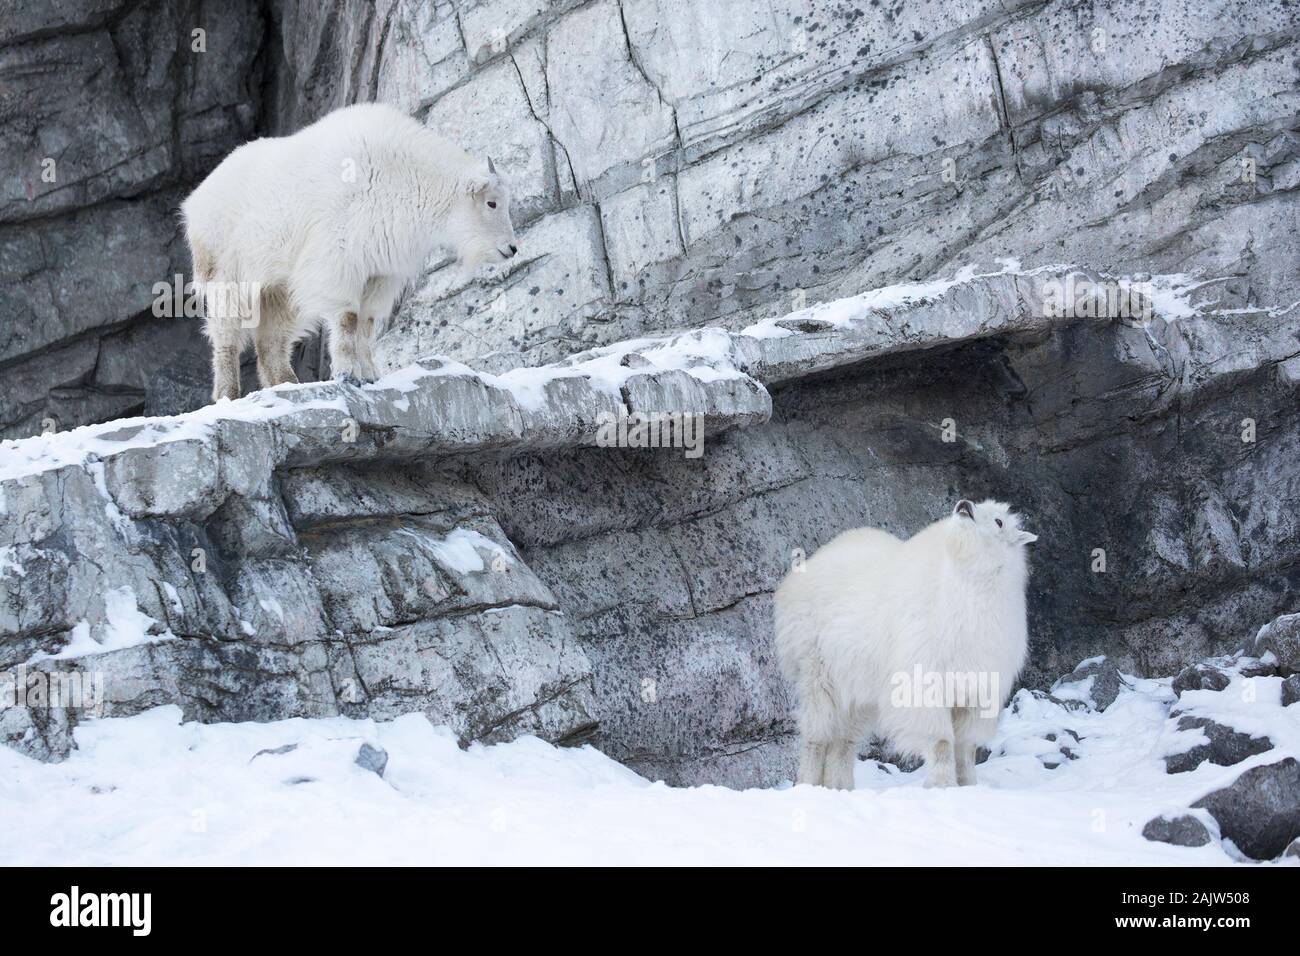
xmin=203 ymin=281 xmax=244 ymax=402
xmin=824 ymin=739 xmax=860 ymax=790
xmin=795 ymin=678 xmax=851 ymax=788
xmin=253 ymin=286 xmax=300 ymax=390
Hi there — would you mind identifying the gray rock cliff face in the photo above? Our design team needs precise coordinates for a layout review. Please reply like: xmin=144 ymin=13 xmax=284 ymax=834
xmin=0 ymin=0 xmax=268 ymax=439
xmin=262 ymin=0 xmax=1299 ymax=375
xmin=3 ymin=270 xmax=1297 ymax=786
xmin=1 ymin=1 xmax=1297 ymax=788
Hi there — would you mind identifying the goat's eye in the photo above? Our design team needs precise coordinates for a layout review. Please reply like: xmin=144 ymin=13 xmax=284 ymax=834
xmin=487 ymin=200 xmax=497 ymax=209
xmin=995 ymin=519 xmax=1003 ymax=528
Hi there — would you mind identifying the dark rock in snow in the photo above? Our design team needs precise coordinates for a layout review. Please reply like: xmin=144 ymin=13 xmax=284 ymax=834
xmin=0 ymin=704 xmax=75 ymax=762
xmin=861 ymin=740 xmax=923 ymax=774
xmin=1012 ymin=689 xmax=1089 ymax=715
xmin=1164 ymin=716 xmax=1272 ymax=774
xmin=1172 ymin=663 xmax=1231 ymax=696
xmin=1043 ymin=730 xmax=1081 ymax=763
xmin=1052 ymin=658 xmax=1125 ymax=711
xmin=250 ymin=743 xmax=299 ymax=761
xmin=1192 ymin=758 xmax=1300 ymax=861
xmin=1252 ymin=614 xmax=1300 ymax=675
xmin=1142 ymin=814 xmax=1214 ymax=848
xmin=1233 ymin=657 xmax=1278 ymax=679
xmin=355 ymin=743 xmax=389 ymax=778
xmin=1282 ymin=674 xmax=1300 ymax=708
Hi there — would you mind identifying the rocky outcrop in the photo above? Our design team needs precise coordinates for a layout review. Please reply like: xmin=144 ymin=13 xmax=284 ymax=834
xmin=3 ymin=0 xmax=1299 ymax=788
xmin=3 ymin=268 xmax=1298 ymax=786
xmin=259 ymin=0 xmax=1300 ymax=378
xmin=9 ymin=0 xmax=1296 ymax=439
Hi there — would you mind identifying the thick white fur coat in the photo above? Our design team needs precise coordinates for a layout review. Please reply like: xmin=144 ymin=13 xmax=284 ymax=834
xmin=182 ymin=102 xmax=517 ymax=401
xmin=774 ymin=499 xmax=1036 ymax=789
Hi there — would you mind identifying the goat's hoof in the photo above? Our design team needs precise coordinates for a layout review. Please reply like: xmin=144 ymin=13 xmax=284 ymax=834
xmin=334 ymin=371 xmax=363 ymax=387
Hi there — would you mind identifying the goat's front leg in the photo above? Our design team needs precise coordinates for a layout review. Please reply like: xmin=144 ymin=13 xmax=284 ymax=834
xmin=924 ymin=738 xmax=958 ymax=788
xmin=955 ymin=744 xmax=978 ymax=786
xmin=326 ymin=310 xmax=363 ymax=385
xmin=355 ymin=314 xmax=379 ymax=383
xmin=797 ymin=739 xmax=829 ymax=787
xmin=356 ymin=275 xmax=405 ymax=383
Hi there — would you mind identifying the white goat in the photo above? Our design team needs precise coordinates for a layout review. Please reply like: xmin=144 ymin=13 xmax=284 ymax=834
xmin=181 ymin=102 xmax=518 ymax=402
xmin=774 ymin=499 xmax=1037 ymax=789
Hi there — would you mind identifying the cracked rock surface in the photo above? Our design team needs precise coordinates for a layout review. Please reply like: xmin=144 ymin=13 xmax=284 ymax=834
xmin=6 ymin=1 xmax=1297 ymax=440
xmin=2 ymin=0 xmax=1299 ymax=788
xmin=3 ymin=267 xmax=1297 ymax=786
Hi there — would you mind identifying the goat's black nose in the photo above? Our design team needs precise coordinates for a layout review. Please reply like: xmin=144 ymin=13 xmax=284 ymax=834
xmin=508 ymin=244 xmax=518 ymax=256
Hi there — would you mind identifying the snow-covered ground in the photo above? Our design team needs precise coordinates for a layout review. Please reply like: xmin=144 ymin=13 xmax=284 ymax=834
xmin=3 ymin=668 xmax=1296 ymax=866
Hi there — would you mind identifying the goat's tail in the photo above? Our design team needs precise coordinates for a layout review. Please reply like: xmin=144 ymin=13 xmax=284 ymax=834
xmin=772 ymin=583 xmax=805 ymax=687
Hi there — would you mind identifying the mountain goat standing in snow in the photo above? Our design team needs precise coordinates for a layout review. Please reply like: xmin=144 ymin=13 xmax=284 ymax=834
xmin=774 ymin=499 xmax=1037 ymax=789
xmin=181 ymin=102 xmax=518 ymax=402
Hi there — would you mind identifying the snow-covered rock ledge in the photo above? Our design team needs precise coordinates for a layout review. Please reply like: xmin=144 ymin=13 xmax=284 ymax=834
xmin=2 ymin=266 xmax=1296 ymax=772
xmin=4 ymin=266 xmax=1292 ymax=520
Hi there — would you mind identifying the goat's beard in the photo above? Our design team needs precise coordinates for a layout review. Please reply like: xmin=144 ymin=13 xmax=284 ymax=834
xmin=454 ymin=237 xmax=504 ymax=274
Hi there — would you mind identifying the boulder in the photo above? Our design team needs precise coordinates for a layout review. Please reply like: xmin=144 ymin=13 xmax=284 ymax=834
xmin=1164 ymin=716 xmax=1273 ymax=774
xmin=1052 ymin=658 xmax=1125 ymax=712
xmin=1233 ymin=657 xmax=1278 ymax=679
xmin=1172 ymin=663 xmax=1231 ymax=696
xmin=1191 ymin=758 xmax=1300 ymax=861
xmin=354 ymin=743 xmax=389 ymax=778
xmin=1282 ymin=674 xmax=1300 ymax=708
xmin=1253 ymin=614 xmax=1300 ymax=675
xmin=1141 ymin=813 xmax=1214 ymax=848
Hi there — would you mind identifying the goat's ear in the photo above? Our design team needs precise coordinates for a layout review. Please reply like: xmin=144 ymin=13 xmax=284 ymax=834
xmin=462 ymin=160 xmax=493 ymax=195
xmin=954 ymin=499 xmax=975 ymax=520
xmin=1016 ymin=530 xmax=1038 ymax=545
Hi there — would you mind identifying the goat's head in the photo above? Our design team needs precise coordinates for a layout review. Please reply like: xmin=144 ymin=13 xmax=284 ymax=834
xmin=451 ymin=156 xmax=518 ymax=270
xmin=950 ymin=498 xmax=1038 ymax=558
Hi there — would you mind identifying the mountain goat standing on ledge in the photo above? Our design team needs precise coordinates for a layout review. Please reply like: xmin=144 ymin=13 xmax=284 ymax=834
xmin=181 ymin=102 xmax=518 ymax=402
xmin=775 ymin=499 xmax=1036 ymax=789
